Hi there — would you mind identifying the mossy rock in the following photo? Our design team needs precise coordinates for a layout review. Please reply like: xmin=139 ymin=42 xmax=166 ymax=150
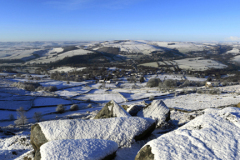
xmin=94 ymin=100 xmax=130 ymax=119
xmin=30 ymin=124 xmax=48 ymax=160
xmin=237 ymin=103 xmax=240 ymax=108
xmin=135 ymin=145 xmax=154 ymax=160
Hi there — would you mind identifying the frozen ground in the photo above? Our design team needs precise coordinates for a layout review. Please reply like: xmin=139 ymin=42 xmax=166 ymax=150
xmin=75 ymin=93 xmax=125 ymax=103
xmin=163 ymin=93 xmax=240 ymax=111
xmin=91 ymin=40 xmax=164 ymax=55
xmin=49 ymin=67 xmax=86 ymax=73
xmin=142 ymin=107 xmax=240 ymax=160
xmin=0 ymin=76 xmax=240 ymax=160
xmin=174 ymin=57 xmax=227 ymax=71
xmin=28 ymin=49 xmax=93 ymax=64
xmin=145 ymin=74 xmax=206 ymax=81
xmin=232 ymin=54 xmax=240 ymax=63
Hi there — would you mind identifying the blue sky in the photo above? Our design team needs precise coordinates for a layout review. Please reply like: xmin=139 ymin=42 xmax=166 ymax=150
xmin=0 ymin=0 xmax=240 ymax=42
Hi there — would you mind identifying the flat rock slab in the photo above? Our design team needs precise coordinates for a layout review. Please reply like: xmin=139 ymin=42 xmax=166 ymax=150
xmin=40 ymin=139 xmax=118 ymax=160
xmin=135 ymin=107 xmax=240 ymax=160
xmin=31 ymin=117 xmax=156 ymax=158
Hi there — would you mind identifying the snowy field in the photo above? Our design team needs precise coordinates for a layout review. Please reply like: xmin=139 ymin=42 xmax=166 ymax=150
xmin=149 ymin=41 xmax=213 ymax=53
xmin=226 ymin=48 xmax=239 ymax=55
xmin=40 ymin=80 xmax=89 ymax=89
xmin=173 ymin=57 xmax=227 ymax=71
xmin=139 ymin=57 xmax=227 ymax=71
xmin=33 ymin=97 xmax=73 ymax=107
xmin=0 ymin=49 xmax=47 ymax=60
xmin=91 ymin=40 xmax=164 ymax=55
xmin=119 ymin=91 xmax=166 ymax=101
xmin=49 ymin=67 xmax=86 ymax=73
xmin=145 ymin=74 xmax=206 ymax=81
xmin=163 ymin=93 xmax=240 ymax=111
xmin=28 ymin=49 xmax=93 ymax=64
xmin=75 ymin=93 xmax=125 ymax=103
xmin=232 ymin=54 xmax=240 ymax=63
xmin=1 ymin=75 xmax=240 ymax=160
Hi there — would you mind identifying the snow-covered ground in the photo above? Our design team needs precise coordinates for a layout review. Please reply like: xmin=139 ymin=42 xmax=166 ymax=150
xmin=0 ymin=49 xmax=47 ymax=61
xmin=0 ymin=134 xmax=32 ymax=160
xmin=1 ymin=75 xmax=240 ymax=160
xmin=174 ymin=57 xmax=227 ymax=71
xmin=90 ymin=40 xmax=164 ymax=55
xmin=75 ymin=93 xmax=125 ymax=103
xmin=40 ymin=80 xmax=89 ymax=89
xmin=140 ymin=107 xmax=240 ymax=160
xmin=232 ymin=54 xmax=240 ymax=63
xmin=145 ymin=74 xmax=206 ymax=81
xmin=49 ymin=67 xmax=86 ymax=73
xmin=149 ymin=41 xmax=212 ymax=53
xmin=226 ymin=48 xmax=240 ymax=55
xmin=163 ymin=93 xmax=240 ymax=111
xmin=28 ymin=48 xmax=93 ymax=64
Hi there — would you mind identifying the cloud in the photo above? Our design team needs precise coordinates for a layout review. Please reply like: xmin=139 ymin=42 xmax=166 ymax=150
xmin=226 ymin=36 xmax=240 ymax=41
xmin=46 ymin=0 xmax=144 ymax=10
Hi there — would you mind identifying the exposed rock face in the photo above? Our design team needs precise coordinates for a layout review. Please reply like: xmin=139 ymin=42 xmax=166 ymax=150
xmin=127 ymin=104 xmax=145 ymax=116
xmin=40 ymin=139 xmax=118 ymax=160
xmin=136 ymin=107 xmax=240 ymax=160
xmin=30 ymin=117 xmax=156 ymax=159
xmin=135 ymin=145 xmax=154 ymax=160
xmin=237 ymin=102 xmax=240 ymax=108
xmin=137 ymin=100 xmax=170 ymax=127
xmin=30 ymin=124 xmax=48 ymax=160
xmin=94 ymin=100 xmax=131 ymax=119
xmin=125 ymin=101 xmax=147 ymax=116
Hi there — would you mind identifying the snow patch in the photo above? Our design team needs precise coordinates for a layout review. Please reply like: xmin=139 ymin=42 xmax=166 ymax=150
xmin=38 ymin=117 xmax=155 ymax=147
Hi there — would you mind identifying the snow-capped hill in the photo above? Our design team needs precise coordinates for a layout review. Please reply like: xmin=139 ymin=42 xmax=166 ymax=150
xmin=87 ymin=40 xmax=165 ymax=55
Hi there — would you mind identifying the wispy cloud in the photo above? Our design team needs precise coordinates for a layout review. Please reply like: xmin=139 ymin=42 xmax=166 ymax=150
xmin=226 ymin=36 xmax=240 ymax=41
xmin=46 ymin=0 xmax=144 ymax=10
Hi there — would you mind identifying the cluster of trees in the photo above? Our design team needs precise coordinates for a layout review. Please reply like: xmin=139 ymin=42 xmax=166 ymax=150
xmin=11 ymin=103 xmax=93 ymax=126
xmin=196 ymin=88 xmax=221 ymax=95
xmin=146 ymin=78 xmax=178 ymax=89
xmin=11 ymin=82 xmax=57 ymax=92
xmin=11 ymin=107 xmax=43 ymax=125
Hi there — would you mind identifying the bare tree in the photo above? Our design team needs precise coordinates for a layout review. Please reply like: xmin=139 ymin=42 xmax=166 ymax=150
xmin=33 ymin=112 xmax=43 ymax=122
xmin=14 ymin=107 xmax=28 ymax=126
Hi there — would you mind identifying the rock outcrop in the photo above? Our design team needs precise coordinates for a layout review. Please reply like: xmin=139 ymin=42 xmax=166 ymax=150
xmin=137 ymin=100 xmax=170 ymax=127
xmin=135 ymin=107 xmax=240 ymax=160
xmin=124 ymin=101 xmax=147 ymax=116
xmin=94 ymin=100 xmax=131 ymax=119
xmin=31 ymin=117 xmax=156 ymax=159
xmin=134 ymin=145 xmax=154 ymax=160
xmin=40 ymin=139 xmax=118 ymax=160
